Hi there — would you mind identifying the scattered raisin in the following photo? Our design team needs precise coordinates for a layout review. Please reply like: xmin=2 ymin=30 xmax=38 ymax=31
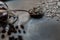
xmin=18 ymin=35 xmax=23 ymax=40
xmin=15 ymin=26 xmax=18 ymax=29
xmin=7 ymin=31 xmax=11 ymax=35
xmin=23 ymin=30 xmax=26 ymax=34
xmin=9 ymin=36 xmax=14 ymax=40
xmin=1 ymin=29 xmax=6 ymax=33
xmin=15 ymin=38 xmax=18 ymax=40
xmin=20 ymin=25 xmax=24 ymax=29
xmin=18 ymin=30 xmax=21 ymax=33
xmin=1 ymin=34 xmax=5 ymax=39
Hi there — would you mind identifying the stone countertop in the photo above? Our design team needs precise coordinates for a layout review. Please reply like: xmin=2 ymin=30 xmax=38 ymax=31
xmin=0 ymin=0 xmax=60 ymax=40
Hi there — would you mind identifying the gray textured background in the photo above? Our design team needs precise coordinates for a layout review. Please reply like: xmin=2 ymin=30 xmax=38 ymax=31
xmin=1 ymin=0 xmax=60 ymax=40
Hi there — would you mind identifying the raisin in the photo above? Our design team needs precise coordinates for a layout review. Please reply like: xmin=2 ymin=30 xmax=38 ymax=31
xmin=9 ymin=36 xmax=14 ymax=40
xmin=15 ymin=38 xmax=18 ymax=40
xmin=15 ymin=26 xmax=18 ymax=29
xmin=1 ymin=29 xmax=6 ymax=33
xmin=18 ymin=30 xmax=21 ymax=33
xmin=7 ymin=31 xmax=11 ymax=35
xmin=23 ymin=30 xmax=26 ymax=34
xmin=18 ymin=35 xmax=23 ymax=40
xmin=20 ymin=25 xmax=24 ymax=29
xmin=1 ymin=34 xmax=5 ymax=39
